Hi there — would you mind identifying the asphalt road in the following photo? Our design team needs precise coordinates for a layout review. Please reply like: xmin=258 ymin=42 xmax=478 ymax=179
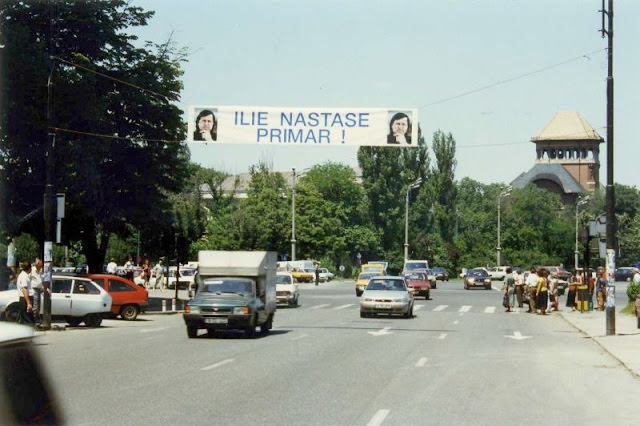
xmin=35 ymin=279 xmax=640 ymax=425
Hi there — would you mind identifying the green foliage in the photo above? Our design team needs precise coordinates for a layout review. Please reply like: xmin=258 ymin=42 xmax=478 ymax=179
xmin=627 ymin=280 xmax=640 ymax=302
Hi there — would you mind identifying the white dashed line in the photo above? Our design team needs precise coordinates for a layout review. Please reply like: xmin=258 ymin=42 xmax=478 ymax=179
xmin=291 ymin=334 xmax=308 ymax=341
xmin=433 ymin=305 xmax=448 ymax=311
xmin=484 ymin=306 xmax=496 ymax=314
xmin=201 ymin=358 xmax=234 ymax=371
xmin=438 ymin=333 xmax=448 ymax=340
xmin=140 ymin=327 xmax=171 ymax=333
xmin=453 ymin=320 xmax=459 ymax=325
xmin=413 ymin=305 xmax=424 ymax=311
xmin=367 ymin=409 xmax=390 ymax=426
xmin=309 ymin=304 xmax=330 ymax=310
xmin=333 ymin=304 xmax=354 ymax=310
xmin=459 ymin=305 xmax=472 ymax=313
xmin=416 ymin=357 xmax=428 ymax=367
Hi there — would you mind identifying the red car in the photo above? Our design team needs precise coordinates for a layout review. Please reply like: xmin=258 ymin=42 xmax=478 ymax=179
xmin=89 ymin=274 xmax=148 ymax=320
xmin=404 ymin=272 xmax=431 ymax=300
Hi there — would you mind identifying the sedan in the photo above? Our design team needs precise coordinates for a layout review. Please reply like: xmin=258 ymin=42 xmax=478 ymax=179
xmin=319 ymin=268 xmax=334 ymax=282
xmin=89 ymin=274 xmax=148 ymax=320
xmin=404 ymin=272 xmax=431 ymax=299
xmin=359 ymin=276 xmax=414 ymax=318
xmin=464 ymin=268 xmax=492 ymax=290
xmin=432 ymin=267 xmax=449 ymax=281
xmin=276 ymin=272 xmax=299 ymax=307
xmin=0 ymin=275 xmax=112 ymax=326
xmin=355 ymin=272 xmax=381 ymax=296
xmin=615 ymin=267 xmax=635 ymax=282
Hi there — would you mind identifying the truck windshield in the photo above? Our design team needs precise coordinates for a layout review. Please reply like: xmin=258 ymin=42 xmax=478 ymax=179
xmin=201 ymin=278 xmax=254 ymax=294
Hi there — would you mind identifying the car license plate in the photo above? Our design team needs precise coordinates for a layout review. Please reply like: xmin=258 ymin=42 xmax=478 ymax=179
xmin=205 ymin=318 xmax=227 ymax=324
xmin=375 ymin=304 xmax=390 ymax=309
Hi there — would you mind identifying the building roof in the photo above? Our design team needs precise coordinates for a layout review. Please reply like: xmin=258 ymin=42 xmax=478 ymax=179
xmin=531 ymin=111 xmax=603 ymax=142
xmin=510 ymin=163 xmax=584 ymax=194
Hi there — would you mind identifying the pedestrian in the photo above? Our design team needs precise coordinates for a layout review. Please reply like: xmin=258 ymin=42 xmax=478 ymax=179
xmin=526 ymin=266 xmax=539 ymax=313
xmin=536 ymin=269 xmax=549 ymax=315
xmin=566 ymin=269 xmax=580 ymax=311
xmin=29 ymin=257 xmax=44 ymax=324
xmin=124 ymin=255 xmax=135 ymax=281
xmin=106 ymin=257 xmax=118 ymax=274
xmin=153 ymin=259 xmax=165 ymax=290
xmin=17 ymin=261 xmax=34 ymax=324
xmin=513 ymin=268 xmax=525 ymax=308
xmin=502 ymin=267 xmax=513 ymax=312
xmin=547 ymin=272 xmax=559 ymax=312
xmin=315 ymin=265 xmax=320 ymax=286
xmin=596 ymin=270 xmax=607 ymax=311
xmin=141 ymin=259 xmax=151 ymax=289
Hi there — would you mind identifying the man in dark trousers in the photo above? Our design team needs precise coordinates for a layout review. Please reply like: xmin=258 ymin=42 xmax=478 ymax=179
xmin=315 ymin=265 xmax=320 ymax=286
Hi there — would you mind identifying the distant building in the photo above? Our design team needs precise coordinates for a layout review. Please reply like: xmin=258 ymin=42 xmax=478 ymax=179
xmin=511 ymin=111 xmax=603 ymax=204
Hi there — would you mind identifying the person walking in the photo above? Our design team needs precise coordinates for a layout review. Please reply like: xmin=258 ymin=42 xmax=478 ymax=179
xmin=141 ymin=259 xmax=151 ymax=289
xmin=547 ymin=272 xmax=559 ymax=312
xmin=106 ymin=258 xmax=118 ymax=274
xmin=29 ymin=257 xmax=44 ymax=324
xmin=513 ymin=269 xmax=525 ymax=308
xmin=536 ymin=269 xmax=549 ymax=315
xmin=153 ymin=259 xmax=165 ymax=290
xmin=526 ymin=266 xmax=539 ymax=313
xmin=566 ymin=269 xmax=580 ymax=311
xmin=17 ymin=261 xmax=34 ymax=324
xmin=124 ymin=255 xmax=135 ymax=281
xmin=315 ymin=265 xmax=320 ymax=286
xmin=502 ymin=267 xmax=514 ymax=312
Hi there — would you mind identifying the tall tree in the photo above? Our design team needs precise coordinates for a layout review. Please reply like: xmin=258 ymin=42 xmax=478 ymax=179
xmin=0 ymin=1 xmax=190 ymax=272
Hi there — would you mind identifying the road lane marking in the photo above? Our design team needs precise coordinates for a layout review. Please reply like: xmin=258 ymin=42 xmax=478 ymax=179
xmin=413 ymin=305 xmax=424 ymax=311
xmin=309 ymin=304 xmax=330 ymax=310
xmin=140 ymin=327 xmax=171 ymax=333
xmin=433 ymin=305 xmax=448 ymax=311
xmin=333 ymin=304 xmax=354 ymax=310
xmin=368 ymin=327 xmax=393 ymax=336
xmin=438 ymin=333 xmax=447 ymax=340
xmin=416 ymin=357 xmax=428 ymax=367
xmin=201 ymin=358 xmax=235 ymax=371
xmin=484 ymin=306 xmax=496 ymax=313
xmin=291 ymin=334 xmax=308 ymax=341
xmin=459 ymin=305 xmax=472 ymax=313
xmin=453 ymin=320 xmax=459 ymax=325
xmin=367 ymin=409 xmax=390 ymax=426
xmin=505 ymin=331 xmax=532 ymax=340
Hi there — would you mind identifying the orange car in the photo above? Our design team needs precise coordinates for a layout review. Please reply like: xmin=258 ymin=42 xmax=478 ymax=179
xmin=89 ymin=274 xmax=148 ymax=320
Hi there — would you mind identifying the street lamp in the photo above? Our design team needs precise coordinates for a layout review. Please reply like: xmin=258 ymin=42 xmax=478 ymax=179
xmin=575 ymin=195 xmax=590 ymax=270
xmin=496 ymin=186 xmax=512 ymax=266
xmin=291 ymin=168 xmax=310 ymax=262
xmin=404 ymin=178 xmax=422 ymax=261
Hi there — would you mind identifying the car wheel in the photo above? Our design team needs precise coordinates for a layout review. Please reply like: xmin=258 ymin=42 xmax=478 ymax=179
xmin=260 ymin=314 xmax=273 ymax=335
xmin=120 ymin=304 xmax=139 ymax=321
xmin=426 ymin=292 xmax=430 ymax=300
xmin=4 ymin=303 xmax=21 ymax=322
xmin=432 ymin=283 xmax=436 ymax=289
xmin=84 ymin=314 xmax=103 ymax=327
xmin=485 ymin=285 xmax=491 ymax=290
xmin=187 ymin=325 xmax=198 ymax=338
xmin=66 ymin=317 xmax=82 ymax=327
xmin=360 ymin=311 xmax=366 ymax=318
xmin=356 ymin=289 xmax=363 ymax=297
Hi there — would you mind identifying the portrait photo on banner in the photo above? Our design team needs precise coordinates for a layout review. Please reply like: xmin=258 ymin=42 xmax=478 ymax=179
xmin=386 ymin=110 xmax=413 ymax=145
xmin=192 ymin=108 xmax=218 ymax=142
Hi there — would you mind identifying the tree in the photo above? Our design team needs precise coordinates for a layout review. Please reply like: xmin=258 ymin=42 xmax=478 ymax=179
xmin=0 ymin=1 xmax=190 ymax=272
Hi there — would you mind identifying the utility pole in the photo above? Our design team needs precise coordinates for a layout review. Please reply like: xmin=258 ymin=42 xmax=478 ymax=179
xmin=601 ymin=0 xmax=615 ymax=335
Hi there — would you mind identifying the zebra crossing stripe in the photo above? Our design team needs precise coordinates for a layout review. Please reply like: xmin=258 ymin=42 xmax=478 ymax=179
xmin=413 ymin=305 xmax=424 ymax=311
xmin=484 ymin=306 xmax=496 ymax=313
xmin=309 ymin=304 xmax=331 ymax=310
xmin=334 ymin=304 xmax=354 ymax=310
xmin=459 ymin=305 xmax=472 ymax=313
xmin=433 ymin=305 xmax=448 ymax=311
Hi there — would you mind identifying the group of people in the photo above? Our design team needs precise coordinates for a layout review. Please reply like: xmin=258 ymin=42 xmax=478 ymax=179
xmin=16 ymin=258 xmax=49 ymax=326
xmin=106 ymin=256 xmax=166 ymax=290
xmin=502 ymin=267 xmax=606 ymax=315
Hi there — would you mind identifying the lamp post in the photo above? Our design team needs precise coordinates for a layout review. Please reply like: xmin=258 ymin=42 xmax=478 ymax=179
xmin=496 ymin=186 xmax=512 ymax=266
xmin=291 ymin=168 xmax=310 ymax=262
xmin=575 ymin=196 xmax=590 ymax=270
xmin=404 ymin=178 xmax=422 ymax=261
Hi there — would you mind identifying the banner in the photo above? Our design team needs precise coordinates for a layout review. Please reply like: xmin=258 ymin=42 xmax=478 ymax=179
xmin=188 ymin=106 xmax=418 ymax=147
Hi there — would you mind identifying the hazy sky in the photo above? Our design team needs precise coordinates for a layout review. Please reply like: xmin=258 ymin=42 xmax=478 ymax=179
xmin=135 ymin=0 xmax=639 ymax=187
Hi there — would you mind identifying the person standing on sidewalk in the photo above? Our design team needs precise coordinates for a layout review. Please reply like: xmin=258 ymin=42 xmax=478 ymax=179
xmin=536 ymin=269 xmax=549 ymax=315
xmin=513 ymin=268 xmax=525 ymax=308
xmin=315 ymin=265 xmax=320 ymax=286
xmin=17 ymin=261 xmax=34 ymax=324
xmin=153 ymin=259 xmax=165 ymax=290
xmin=29 ymin=257 xmax=44 ymax=324
xmin=502 ymin=267 xmax=514 ymax=312
xmin=526 ymin=266 xmax=539 ymax=313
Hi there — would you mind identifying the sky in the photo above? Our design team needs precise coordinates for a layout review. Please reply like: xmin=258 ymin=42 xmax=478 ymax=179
xmin=134 ymin=0 xmax=639 ymax=187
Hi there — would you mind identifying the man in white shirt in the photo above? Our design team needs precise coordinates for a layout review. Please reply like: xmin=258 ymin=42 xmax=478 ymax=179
xmin=29 ymin=257 xmax=44 ymax=323
xmin=17 ymin=261 xmax=34 ymax=323
xmin=526 ymin=267 xmax=539 ymax=313
xmin=153 ymin=259 xmax=165 ymax=290
xmin=106 ymin=258 xmax=118 ymax=274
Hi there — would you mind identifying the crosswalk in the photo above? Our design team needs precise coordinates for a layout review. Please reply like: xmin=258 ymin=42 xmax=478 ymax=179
xmin=300 ymin=303 xmax=516 ymax=314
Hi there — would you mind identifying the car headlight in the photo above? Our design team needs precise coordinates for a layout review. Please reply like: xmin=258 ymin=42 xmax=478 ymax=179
xmin=469 ymin=278 xmax=475 ymax=284
xmin=233 ymin=306 xmax=249 ymax=315
xmin=186 ymin=305 xmax=199 ymax=314
xmin=363 ymin=298 xmax=373 ymax=302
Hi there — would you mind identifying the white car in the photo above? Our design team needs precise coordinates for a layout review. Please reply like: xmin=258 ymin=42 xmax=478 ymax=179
xmin=0 ymin=275 xmax=112 ymax=327
xmin=360 ymin=276 xmax=414 ymax=318
xmin=319 ymin=268 xmax=334 ymax=282
xmin=276 ymin=272 xmax=299 ymax=307
xmin=167 ymin=267 xmax=196 ymax=290
xmin=486 ymin=266 xmax=509 ymax=281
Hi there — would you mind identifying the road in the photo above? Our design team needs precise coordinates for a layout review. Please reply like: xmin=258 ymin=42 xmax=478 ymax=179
xmin=36 ymin=279 xmax=640 ymax=425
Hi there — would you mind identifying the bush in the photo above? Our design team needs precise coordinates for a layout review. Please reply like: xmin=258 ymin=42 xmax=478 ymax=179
xmin=627 ymin=280 xmax=640 ymax=302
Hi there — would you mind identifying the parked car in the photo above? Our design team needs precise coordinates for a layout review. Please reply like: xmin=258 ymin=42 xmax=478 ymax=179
xmin=432 ymin=267 xmax=449 ymax=281
xmin=167 ymin=267 xmax=196 ymax=290
xmin=319 ymin=268 xmax=334 ymax=282
xmin=0 ymin=275 xmax=112 ymax=327
xmin=463 ymin=268 xmax=492 ymax=290
xmin=360 ymin=276 xmax=414 ymax=318
xmin=614 ymin=267 xmax=635 ymax=282
xmin=404 ymin=272 xmax=431 ymax=299
xmin=89 ymin=274 xmax=148 ymax=320
xmin=355 ymin=272 xmax=382 ymax=297
xmin=276 ymin=272 xmax=299 ymax=307
xmin=486 ymin=266 xmax=509 ymax=281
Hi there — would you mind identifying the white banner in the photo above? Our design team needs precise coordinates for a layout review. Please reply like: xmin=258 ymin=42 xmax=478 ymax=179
xmin=188 ymin=106 xmax=418 ymax=147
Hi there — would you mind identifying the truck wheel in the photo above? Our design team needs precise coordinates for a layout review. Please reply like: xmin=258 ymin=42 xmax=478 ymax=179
xmin=187 ymin=326 xmax=198 ymax=338
xmin=66 ymin=317 xmax=82 ymax=327
xmin=84 ymin=314 xmax=103 ymax=327
xmin=120 ymin=304 xmax=139 ymax=321
xmin=260 ymin=314 xmax=273 ymax=335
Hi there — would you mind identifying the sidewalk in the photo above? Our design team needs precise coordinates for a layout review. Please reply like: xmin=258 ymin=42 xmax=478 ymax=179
xmin=143 ymin=288 xmax=192 ymax=314
xmin=558 ymin=306 xmax=640 ymax=378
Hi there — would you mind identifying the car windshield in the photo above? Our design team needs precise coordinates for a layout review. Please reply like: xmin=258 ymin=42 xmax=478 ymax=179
xmin=276 ymin=275 xmax=292 ymax=284
xmin=404 ymin=262 xmax=428 ymax=271
xmin=469 ymin=269 xmax=489 ymax=278
xmin=181 ymin=269 xmax=195 ymax=276
xmin=366 ymin=279 xmax=406 ymax=291
xmin=405 ymin=273 xmax=425 ymax=280
xmin=201 ymin=278 xmax=254 ymax=294
xmin=358 ymin=273 xmax=379 ymax=280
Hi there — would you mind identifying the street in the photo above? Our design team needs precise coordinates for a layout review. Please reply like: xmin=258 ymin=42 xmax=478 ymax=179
xmin=36 ymin=279 xmax=640 ymax=425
